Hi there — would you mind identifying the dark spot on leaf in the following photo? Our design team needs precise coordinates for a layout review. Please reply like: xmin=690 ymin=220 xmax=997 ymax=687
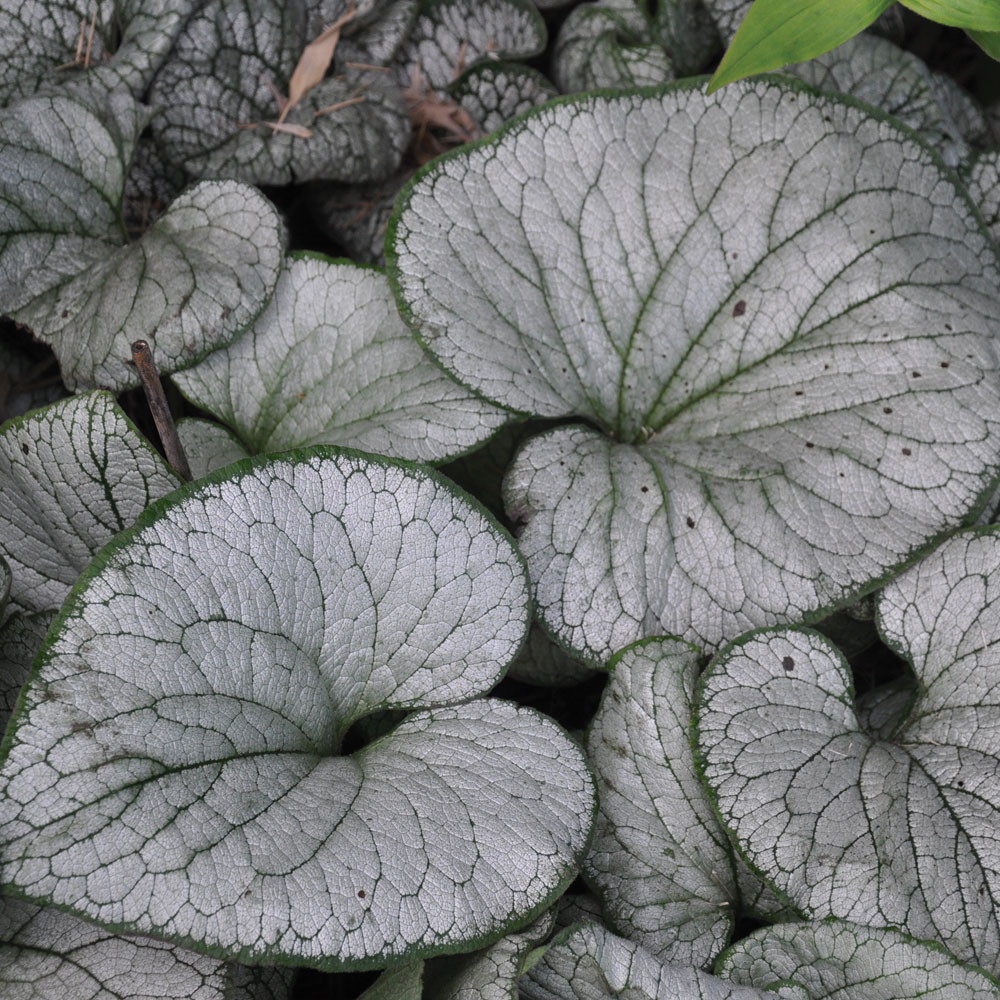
xmin=357 ymin=890 xmax=366 ymax=899
xmin=838 ymin=472 xmax=844 ymax=478
xmin=902 ymin=448 xmax=912 ymax=456
xmin=869 ymin=228 xmax=875 ymax=235
xmin=686 ymin=516 xmax=695 ymax=528
xmin=641 ymin=486 xmax=648 ymax=493
xmin=244 ymin=888 xmax=252 ymax=897
xmin=912 ymin=371 xmax=921 ymax=378
xmin=61 ymin=309 xmax=69 ymax=318
xmin=731 ymin=251 xmax=739 ymax=259
xmin=958 ymin=780 xmax=965 ymax=788
xmin=21 ymin=443 xmax=29 ymax=455
xmin=823 ymin=364 xmax=830 ymax=370
xmin=940 ymin=361 xmax=949 ymax=368
xmin=805 ymin=442 xmax=814 ymax=449
xmin=732 ymin=300 xmax=746 ymax=317
xmin=883 ymin=407 xmax=893 ymax=414
xmin=794 ymin=390 xmax=803 ymax=396
xmin=945 ymin=324 xmax=953 ymax=331
xmin=782 ymin=656 xmax=794 ymax=672
xmin=222 ymin=307 xmax=232 ymax=320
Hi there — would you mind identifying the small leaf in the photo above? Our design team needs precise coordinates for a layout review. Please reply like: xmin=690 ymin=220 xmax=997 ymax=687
xmin=173 ymin=255 xmax=509 ymax=466
xmin=707 ymin=0 xmax=894 ymax=92
xmin=0 ymin=392 xmax=180 ymax=619
xmin=900 ymin=0 xmax=1000 ymax=31
xmin=176 ymin=418 xmax=252 ymax=480
xmin=279 ymin=5 xmax=360 ymax=125
xmin=520 ymin=922 xmax=802 ymax=999
xmin=0 ymin=450 xmax=595 ymax=970
xmin=0 ymin=611 xmax=52 ymax=733
xmin=717 ymin=918 xmax=1000 ymax=999
xmin=0 ymin=90 xmax=285 ymax=391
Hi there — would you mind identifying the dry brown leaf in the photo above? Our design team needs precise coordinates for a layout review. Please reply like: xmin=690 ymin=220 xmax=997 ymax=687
xmin=277 ymin=2 xmax=359 ymax=126
xmin=266 ymin=121 xmax=313 ymax=138
xmin=403 ymin=62 xmax=479 ymax=164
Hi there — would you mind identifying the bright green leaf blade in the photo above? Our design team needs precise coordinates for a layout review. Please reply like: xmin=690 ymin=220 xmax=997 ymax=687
xmin=0 ymin=392 xmax=180 ymax=618
xmin=0 ymin=90 xmax=285 ymax=391
xmin=520 ymin=922 xmax=804 ymax=999
xmin=707 ymin=0 xmax=893 ymax=92
xmin=900 ymin=0 xmax=1000 ymax=31
xmin=696 ymin=527 xmax=1000 ymax=972
xmin=718 ymin=918 xmax=1000 ymax=998
xmin=173 ymin=255 xmax=508 ymax=465
xmin=969 ymin=28 xmax=1000 ymax=60
xmin=0 ymin=450 xmax=595 ymax=969
xmin=584 ymin=638 xmax=739 ymax=966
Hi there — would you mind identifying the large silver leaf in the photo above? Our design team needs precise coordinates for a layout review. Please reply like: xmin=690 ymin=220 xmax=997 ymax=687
xmin=0 ymin=90 xmax=284 ymax=391
xmin=717 ymin=918 xmax=1000 ymax=999
xmin=391 ymin=78 xmax=1000 ymax=659
xmin=695 ymin=527 xmax=1000 ymax=974
xmin=0 ymin=450 xmax=595 ymax=969
xmin=0 ymin=898 xmax=294 ymax=1000
xmin=173 ymin=254 xmax=508 ymax=467
xmin=0 ymin=392 xmax=180 ymax=620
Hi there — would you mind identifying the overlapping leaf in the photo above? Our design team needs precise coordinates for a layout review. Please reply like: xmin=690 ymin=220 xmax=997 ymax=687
xmin=787 ymin=34 xmax=990 ymax=166
xmin=520 ymin=922 xmax=802 ymax=999
xmin=0 ymin=392 xmax=180 ymax=619
xmin=452 ymin=63 xmax=559 ymax=135
xmin=391 ymin=78 xmax=1000 ymax=659
xmin=147 ymin=0 xmax=410 ymax=186
xmin=717 ymin=918 xmax=1000 ymax=999
xmin=0 ymin=898 xmax=295 ymax=1000
xmin=173 ymin=255 xmax=508 ymax=467
xmin=551 ymin=0 xmax=674 ymax=93
xmin=695 ymin=526 xmax=1000 ymax=973
xmin=0 ymin=90 xmax=284 ymax=391
xmin=584 ymin=638 xmax=740 ymax=967
xmin=0 ymin=450 xmax=595 ymax=969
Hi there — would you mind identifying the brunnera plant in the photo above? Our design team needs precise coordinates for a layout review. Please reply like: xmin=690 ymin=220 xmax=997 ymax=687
xmin=4 ymin=2 xmax=1000 ymax=997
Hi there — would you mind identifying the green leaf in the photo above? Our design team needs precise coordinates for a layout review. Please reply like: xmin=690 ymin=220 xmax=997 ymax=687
xmin=520 ymin=922 xmax=804 ymax=999
xmin=695 ymin=527 xmax=1000 ymax=973
xmin=0 ymin=90 xmax=285 ymax=391
xmin=0 ymin=392 xmax=180 ymax=619
xmin=900 ymin=0 xmax=1000 ymax=31
xmin=389 ymin=0 xmax=547 ymax=94
xmin=391 ymin=78 xmax=1000 ymax=660
xmin=173 ymin=255 xmax=508 ymax=467
xmin=717 ymin=918 xmax=1000 ymax=999
xmin=0 ymin=450 xmax=595 ymax=970
xmin=707 ymin=0 xmax=894 ymax=92
xmin=0 ymin=898 xmax=294 ymax=1000
xmin=969 ymin=29 xmax=1000 ymax=61
xmin=147 ymin=0 xmax=411 ymax=187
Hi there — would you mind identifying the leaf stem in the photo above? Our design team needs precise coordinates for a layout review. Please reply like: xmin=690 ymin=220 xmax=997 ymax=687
xmin=130 ymin=340 xmax=192 ymax=482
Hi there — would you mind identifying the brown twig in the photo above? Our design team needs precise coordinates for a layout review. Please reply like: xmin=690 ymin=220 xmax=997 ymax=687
xmin=130 ymin=340 xmax=192 ymax=482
